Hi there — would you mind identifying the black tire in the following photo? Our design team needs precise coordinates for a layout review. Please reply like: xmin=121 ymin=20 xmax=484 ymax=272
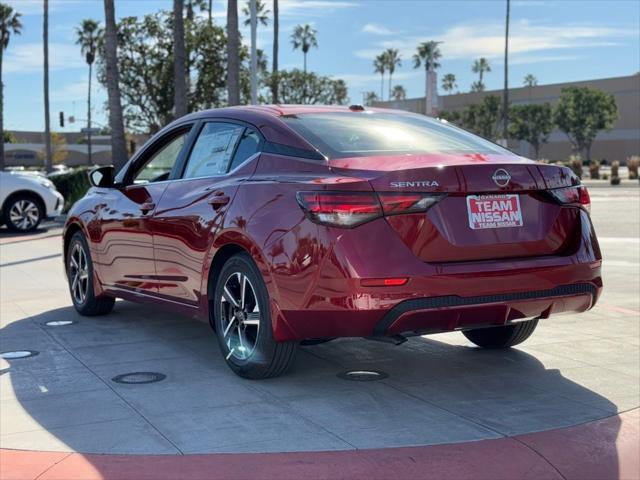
xmin=67 ymin=231 xmax=115 ymax=316
xmin=212 ymin=252 xmax=297 ymax=379
xmin=3 ymin=193 xmax=44 ymax=232
xmin=462 ymin=319 xmax=539 ymax=349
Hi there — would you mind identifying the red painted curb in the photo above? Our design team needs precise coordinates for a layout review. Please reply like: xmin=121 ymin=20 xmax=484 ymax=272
xmin=1 ymin=410 xmax=638 ymax=480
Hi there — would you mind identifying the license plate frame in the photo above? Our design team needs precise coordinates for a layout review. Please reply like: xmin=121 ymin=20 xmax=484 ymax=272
xmin=466 ymin=194 xmax=523 ymax=230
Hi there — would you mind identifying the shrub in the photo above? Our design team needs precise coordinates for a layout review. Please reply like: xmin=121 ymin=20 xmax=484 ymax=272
xmin=602 ymin=173 xmax=609 ymax=180
xmin=627 ymin=156 xmax=639 ymax=180
xmin=50 ymin=168 xmax=91 ymax=212
xmin=589 ymin=161 xmax=600 ymax=179
xmin=611 ymin=160 xmax=619 ymax=178
xmin=610 ymin=176 xmax=621 ymax=185
xmin=569 ymin=155 xmax=583 ymax=179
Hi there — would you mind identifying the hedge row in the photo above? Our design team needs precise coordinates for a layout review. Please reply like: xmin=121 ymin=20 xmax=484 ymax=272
xmin=50 ymin=168 xmax=92 ymax=212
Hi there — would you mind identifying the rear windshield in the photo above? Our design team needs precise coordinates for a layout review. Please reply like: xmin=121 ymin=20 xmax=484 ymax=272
xmin=282 ymin=112 xmax=508 ymax=159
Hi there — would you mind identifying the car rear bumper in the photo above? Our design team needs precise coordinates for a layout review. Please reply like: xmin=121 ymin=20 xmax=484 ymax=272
xmin=268 ymin=211 xmax=603 ymax=342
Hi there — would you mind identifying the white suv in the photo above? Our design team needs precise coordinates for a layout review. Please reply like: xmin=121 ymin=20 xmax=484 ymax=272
xmin=0 ymin=171 xmax=64 ymax=232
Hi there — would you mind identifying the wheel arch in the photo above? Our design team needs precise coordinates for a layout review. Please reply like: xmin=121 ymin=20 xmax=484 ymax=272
xmin=2 ymin=189 xmax=46 ymax=219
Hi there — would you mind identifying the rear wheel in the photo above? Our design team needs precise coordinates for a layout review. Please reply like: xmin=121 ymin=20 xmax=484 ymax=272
xmin=462 ymin=319 xmax=539 ymax=349
xmin=212 ymin=253 xmax=297 ymax=379
xmin=67 ymin=232 xmax=115 ymax=316
xmin=3 ymin=194 xmax=43 ymax=232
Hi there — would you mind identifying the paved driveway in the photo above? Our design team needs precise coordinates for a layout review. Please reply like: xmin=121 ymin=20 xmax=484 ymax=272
xmin=0 ymin=186 xmax=638 ymax=455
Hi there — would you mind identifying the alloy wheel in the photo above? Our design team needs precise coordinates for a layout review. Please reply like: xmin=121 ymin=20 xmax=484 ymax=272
xmin=69 ymin=243 xmax=89 ymax=305
xmin=220 ymin=272 xmax=261 ymax=361
xmin=9 ymin=199 xmax=40 ymax=231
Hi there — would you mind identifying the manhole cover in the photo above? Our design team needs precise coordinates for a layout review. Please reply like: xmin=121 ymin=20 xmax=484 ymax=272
xmin=337 ymin=370 xmax=388 ymax=382
xmin=44 ymin=320 xmax=77 ymax=327
xmin=0 ymin=350 xmax=39 ymax=359
xmin=112 ymin=372 xmax=166 ymax=385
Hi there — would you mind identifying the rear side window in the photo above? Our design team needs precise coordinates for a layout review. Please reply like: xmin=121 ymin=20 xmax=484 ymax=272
xmin=282 ymin=112 xmax=508 ymax=159
xmin=183 ymin=122 xmax=244 ymax=179
xmin=229 ymin=129 xmax=260 ymax=171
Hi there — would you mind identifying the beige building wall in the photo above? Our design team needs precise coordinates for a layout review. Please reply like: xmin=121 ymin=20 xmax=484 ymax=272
xmin=375 ymin=74 xmax=640 ymax=162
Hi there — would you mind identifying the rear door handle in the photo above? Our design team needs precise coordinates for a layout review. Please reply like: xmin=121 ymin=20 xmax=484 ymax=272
xmin=207 ymin=194 xmax=230 ymax=209
xmin=140 ymin=202 xmax=156 ymax=214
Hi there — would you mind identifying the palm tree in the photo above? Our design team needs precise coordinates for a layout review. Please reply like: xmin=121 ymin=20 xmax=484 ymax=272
xmin=502 ymin=0 xmax=510 ymax=141
xmin=523 ymin=73 xmax=537 ymax=88
xmin=243 ymin=0 xmax=269 ymax=26
xmin=373 ymin=53 xmax=386 ymax=101
xmin=291 ymin=24 xmax=317 ymax=73
xmin=43 ymin=0 xmax=52 ymax=173
xmin=75 ymin=19 xmax=101 ymax=165
xmin=364 ymin=91 xmax=378 ymax=106
xmin=472 ymin=57 xmax=491 ymax=91
xmin=384 ymin=48 xmax=401 ymax=100
xmin=271 ymin=0 xmax=278 ymax=103
xmin=173 ymin=0 xmax=187 ymax=117
xmin=227 ymin=0 xmax=240 ymax=105
xmin=103 ymin=0 xmax=128 ymax=170
xmin=0 ymin=3 xmax=22 ymax=171
xmin=441 ymin=73 xmax=456 ymax=94
xmin=391 ymin=85 xmax=406 ymax=101
xmin=413 ymin=41 xmax=441 ymax=115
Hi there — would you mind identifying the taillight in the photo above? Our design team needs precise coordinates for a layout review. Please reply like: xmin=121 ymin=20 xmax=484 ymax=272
xmin=548 ymin=186 xmax=591 ymax=213
xmin=297 ymin=191 xmax=444 ymax=228
xmin=378 ymin=193 xmax=444 ymax=215
xmin=296 ymin=191 xmax=382 ymax=227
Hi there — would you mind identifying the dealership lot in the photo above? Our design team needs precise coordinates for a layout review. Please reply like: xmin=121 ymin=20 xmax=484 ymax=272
xmin=0 ymin=185 xmax=638 ymax=455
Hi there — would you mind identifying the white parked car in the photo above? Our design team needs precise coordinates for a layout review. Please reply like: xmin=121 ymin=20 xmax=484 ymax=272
xmin=0 ymin=171 xmax=64 ymax=232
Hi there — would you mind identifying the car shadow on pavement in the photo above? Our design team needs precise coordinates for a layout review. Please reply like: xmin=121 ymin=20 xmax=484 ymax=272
xmin=0 ymin=302 xmax=622 ymax=476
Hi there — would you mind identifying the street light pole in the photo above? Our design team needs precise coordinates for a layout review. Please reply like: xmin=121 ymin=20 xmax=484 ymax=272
xmin=250 ymin=0 xmax=258 ymax=105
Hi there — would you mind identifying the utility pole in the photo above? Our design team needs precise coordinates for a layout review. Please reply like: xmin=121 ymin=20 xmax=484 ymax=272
xmin=502 ymin=0 xmax=510 ymax=144
xmin=43 ymin=0 xmax=53 ymax=173
xmin=250 ymin=0 xmax=258 ymax=105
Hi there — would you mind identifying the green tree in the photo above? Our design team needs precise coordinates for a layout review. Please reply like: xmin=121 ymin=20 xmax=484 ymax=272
xmin=0 ymin=2 xmax=21 ymax=171
xmin=363 ymin=91 xmax=379 ymax=106
xmin=270 ymin=69 xmax=347 ymax=105
xmin=384 ymin=48 xmax=401 ymax=100
xmin=554 ymin=86 xmax=618 ymax=161
xmin=413 ymin=40 xmax=441 ymax=104
xmin=441 ymin=73 xmax=456 ymax=94
xmin=391 ymin=84 xmax=406 ymax=101
xmin=242 ymin=0 xmax=269 ymax=26
xmin=471 ymin=57 xmax=490 ymax=91
xmin=438 ymin=110 xmax=461 ymax=124
xmin=291 ymin=24 xmax=317 ymax=73
xmin=3 ymin=130 xmax=15 ymax=143
xmin=75 ymin=19 xmax=102 ymax=165
xmin=523 ymin=74 xmax=537 ymax=87
xmin=460 ymin=95 xmax=502 ymax=140
xmin=509 ymin=103 xmax=553 ymax=159
xmin=373 ymin=53 xmax=386 ymax=100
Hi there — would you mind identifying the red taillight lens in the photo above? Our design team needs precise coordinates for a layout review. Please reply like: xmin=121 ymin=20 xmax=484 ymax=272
xmin=296 ymin=191 xmax=382 ymax=227
xmin=548 ymin=186 xmax=591 ymax=213
xmin=378 ymin=193 xmax=445 ymax=215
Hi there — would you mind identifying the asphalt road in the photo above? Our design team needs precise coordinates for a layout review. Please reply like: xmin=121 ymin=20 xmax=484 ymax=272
xmin=0 ymin=184 xmax=638 ymax=455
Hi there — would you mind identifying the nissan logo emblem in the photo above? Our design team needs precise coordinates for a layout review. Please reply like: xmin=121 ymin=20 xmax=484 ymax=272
xmin=492 ymin=169 xmax=511 ymax=187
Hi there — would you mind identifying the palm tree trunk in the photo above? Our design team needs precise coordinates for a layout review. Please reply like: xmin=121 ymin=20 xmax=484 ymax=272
xmin=502 ymin=0 xmax=510 ymax=141
xmin=208 ymin=0 xmax=213 ymax=25
xmin=104 ymin=0 xmax=128 ymax=171
xmin=43 ymin=0 xmax=53 ymax=174
xmin=0 ymin=46 xmax=5 ymax=171
xmin=388 ymin=72 xmax=393 ymax=101
xmin=271 ymin=0 xmax=278 ymax=103
xmin=87 ymin=61 xmax=92 ymax=165
xmin=380 ymin=73 xmax=384 ymax=101
xmin=227 ymin=0 xmax=240 ymax=105
xmin=173 ymin=0 xmax=188 ymax=118
xmin=303 ymin=52 xmax=307 ymax=74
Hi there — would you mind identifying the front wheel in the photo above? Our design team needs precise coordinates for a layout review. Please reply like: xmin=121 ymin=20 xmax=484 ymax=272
xmin=4 ymin=194 xmax=43 ymax=232
xmin=67 ymin=232 xmax=115 ymax=316
xmin=212 ymin=253 xmax=297 ymax=379
xmin=462 ymin=319 xmax=539 ymax=349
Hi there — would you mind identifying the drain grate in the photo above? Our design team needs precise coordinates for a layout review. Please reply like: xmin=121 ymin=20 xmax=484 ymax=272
xmin=337 ymin=370 xmax=388 ymax=382
xmin=44 ymin=320 xmax=77 ymax=327
xmin=112 ymin=372 xmax=166 ymax=385
xmin=1 ymin=350 xmax=39 ymax=360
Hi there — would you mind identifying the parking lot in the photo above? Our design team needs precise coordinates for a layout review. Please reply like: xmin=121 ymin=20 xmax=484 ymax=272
xmin=1 ymin=183 xmax=639 ymax=478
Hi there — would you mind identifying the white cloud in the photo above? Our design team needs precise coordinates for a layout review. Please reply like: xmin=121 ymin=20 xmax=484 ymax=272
xmin=354 ymin=20 xmax=638 ymax=63
xmin=361 ymin=23 xmax=394 ymax=36
xmin=278 ymin=0 xmax=357 ymax=17
xmin=4 ymin=42 xmax=85 ymax=74
xmin=51 ymin=78 xmax=104 ymax=103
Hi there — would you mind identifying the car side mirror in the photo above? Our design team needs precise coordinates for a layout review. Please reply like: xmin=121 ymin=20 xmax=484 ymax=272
xmin=88 ymin=166 xmax=115 ymax=188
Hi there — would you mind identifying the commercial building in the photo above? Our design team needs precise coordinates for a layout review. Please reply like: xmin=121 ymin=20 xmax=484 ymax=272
xmin=374 ymin=74 xmax=640 ymax=161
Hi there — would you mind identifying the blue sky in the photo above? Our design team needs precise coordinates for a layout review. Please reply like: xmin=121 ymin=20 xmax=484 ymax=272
xmin=3 ymin=0 xmax=639 ymax=132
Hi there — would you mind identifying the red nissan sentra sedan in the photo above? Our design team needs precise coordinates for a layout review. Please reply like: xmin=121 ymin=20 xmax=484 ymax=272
xmin=63 ymin=105 xmax=602 ymax=378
